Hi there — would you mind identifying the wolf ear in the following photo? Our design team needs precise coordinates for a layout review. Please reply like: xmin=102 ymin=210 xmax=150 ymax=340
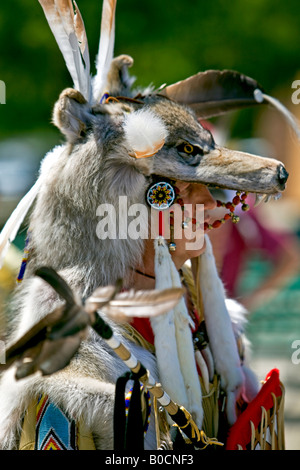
xmin=52 ymin=88 xmax=93 ymax=143
xmin=105 ymin=54 xmax=135 ymax=96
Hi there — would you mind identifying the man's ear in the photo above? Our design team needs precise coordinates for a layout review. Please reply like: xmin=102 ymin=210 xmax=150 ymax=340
xmin=52 ymin=88 xmax=92 ymax=143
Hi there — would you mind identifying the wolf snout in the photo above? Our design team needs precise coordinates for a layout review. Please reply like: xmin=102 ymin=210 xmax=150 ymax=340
xmin=277 ymin=164 xmax=289 ymax=188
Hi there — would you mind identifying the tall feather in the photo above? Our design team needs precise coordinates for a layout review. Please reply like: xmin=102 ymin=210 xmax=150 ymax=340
xmin=73 ymin=1 xmax=90 ymax=75
xmin=38 ymin=0 xmax=91 ymax=101
xmin=92 ymin=0 xmax=117 ymax=103
xmin=0 ymin=180 xmax=42 ymax=269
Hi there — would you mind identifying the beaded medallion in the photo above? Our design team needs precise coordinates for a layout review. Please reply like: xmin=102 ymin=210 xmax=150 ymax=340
xmin=146 ymin=181 xmax=176 ymax=210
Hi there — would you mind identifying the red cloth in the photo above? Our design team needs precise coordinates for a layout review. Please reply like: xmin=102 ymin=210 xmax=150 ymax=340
xmin=130 ymin=317 xmax=155 ymax=345
xmin=225 ymin=369 xmax=282 ymax=450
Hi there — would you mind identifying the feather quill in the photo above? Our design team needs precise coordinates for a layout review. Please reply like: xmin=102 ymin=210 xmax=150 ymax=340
xmin=0 ymin=179 xmax=41 ymax=269
xmin=92 ymin=0 xmax=117 ymax=103
xmin=38 ymin=0 xmax=91 ymax=101
xmin=160 ymin=69 xmax=263 ymax=118
xmin=98 ymin=288 xmax=184 ymax=321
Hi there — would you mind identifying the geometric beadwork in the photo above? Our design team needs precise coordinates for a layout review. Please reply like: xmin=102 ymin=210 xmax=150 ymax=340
xmin=35 ymin=395 xmax=77 ymax=450
xmin=146 ymin=181 xmax=175 ymax=210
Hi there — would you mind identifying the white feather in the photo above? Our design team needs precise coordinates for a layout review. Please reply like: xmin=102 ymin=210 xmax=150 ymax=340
xmin=39 ymin=0 xmax=91 ymax=101
xmin=123 ymin=109 xmax=168 ymax=158
xmin=92 ymin=0 xmax=117 ymax=103
xmin=0 ymin=180 xmax=41 ymax=269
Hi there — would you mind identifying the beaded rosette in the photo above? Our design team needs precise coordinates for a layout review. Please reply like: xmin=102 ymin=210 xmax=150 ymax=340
xmin=146 ymin=182 xmax=176 ymax=210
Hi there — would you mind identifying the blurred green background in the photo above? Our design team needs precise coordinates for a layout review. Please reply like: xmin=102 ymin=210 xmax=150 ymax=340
xmin=0 ymin=0 xmax=300 ymax=449
xmin=0 ymin=0 xmax=300 ymax=138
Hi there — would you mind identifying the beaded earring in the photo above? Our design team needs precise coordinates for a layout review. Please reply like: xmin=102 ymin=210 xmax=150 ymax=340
xmin=146 ymin=180 xmax=177 ymax=252
xmin=146 ymin=181 xmax=176 ymax=210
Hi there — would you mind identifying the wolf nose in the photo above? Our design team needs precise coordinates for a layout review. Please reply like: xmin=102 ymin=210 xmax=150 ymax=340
xmin=277 ymin=164 xmax=289 ymax=187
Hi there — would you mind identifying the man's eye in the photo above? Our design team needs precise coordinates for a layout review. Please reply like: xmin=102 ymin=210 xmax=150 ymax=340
xmin=177 ymin=143 xmax=203 ymax=156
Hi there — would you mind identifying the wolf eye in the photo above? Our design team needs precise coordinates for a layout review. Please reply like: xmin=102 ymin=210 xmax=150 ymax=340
xmin=177 ymin=142 xmax=203 ymax=157
xmin=183 ymin=143 xmax=194 ymax=154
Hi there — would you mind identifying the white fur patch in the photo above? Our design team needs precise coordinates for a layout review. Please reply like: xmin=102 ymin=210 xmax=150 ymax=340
xmin=199 ymin=235 xmax=244 ymax=426
xmin=123 ymin=108 xmax=168 ymax=158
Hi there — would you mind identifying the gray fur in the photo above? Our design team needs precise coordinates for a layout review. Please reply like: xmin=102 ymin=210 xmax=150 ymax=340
xmin=0 ymin=56 xmax=285 ymax=449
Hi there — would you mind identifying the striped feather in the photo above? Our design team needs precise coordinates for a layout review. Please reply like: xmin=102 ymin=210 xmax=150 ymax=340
xmin=38 ymin=0 xmax=91 ymax=100
xmin=73 ymin=1 xmax=90 ymax=73
xmin=92 ymin=0 xmax=117 ymax=103
xmin=160 ymin=70 xmax=263 ymax=118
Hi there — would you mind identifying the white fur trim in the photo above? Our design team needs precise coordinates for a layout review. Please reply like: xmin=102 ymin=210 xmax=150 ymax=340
xmin=151 ymin=237 xmax=203 ymax=428
xmin=199 ymin=235 xmax=244 ymax=425
xmin=170 ymin=259 xmax=203 ymax=427
xmin=123 ymin=109 xmax=168 ymax=158
xmin=151 ymin=238 xmax=188 ymax=408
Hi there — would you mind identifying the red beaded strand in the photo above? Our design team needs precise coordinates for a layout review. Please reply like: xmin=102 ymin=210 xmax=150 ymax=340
xmin=204 ymin=191 xmax=249 ymax=231
xmin=171 ymin=183 xmax=250 ymax=233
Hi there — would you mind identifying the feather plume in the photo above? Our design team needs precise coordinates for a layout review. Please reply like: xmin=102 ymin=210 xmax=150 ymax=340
xmin=73 ymin=1 xmax=90 ymax=73
xmin=160 ymin=69 xmax=263 ymax=118
xmin=123 ymin=109 xmax=168 ymax=158
xmin=0 ymin=267 xmax=183 ymax=378
xmin=90 ymin=287 xmax=184 ymax=321
xmin=93 ymin=0 xmax=117 ymax=103
xmin=0 ymin=179 xmax=41 ymax=269
xmin=38 ymin=0 xmax=91 ymax=101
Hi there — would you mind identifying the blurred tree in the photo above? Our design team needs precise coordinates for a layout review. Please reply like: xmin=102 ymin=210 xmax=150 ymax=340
xmin=0 ymin=0 xmax=299 ymax=138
